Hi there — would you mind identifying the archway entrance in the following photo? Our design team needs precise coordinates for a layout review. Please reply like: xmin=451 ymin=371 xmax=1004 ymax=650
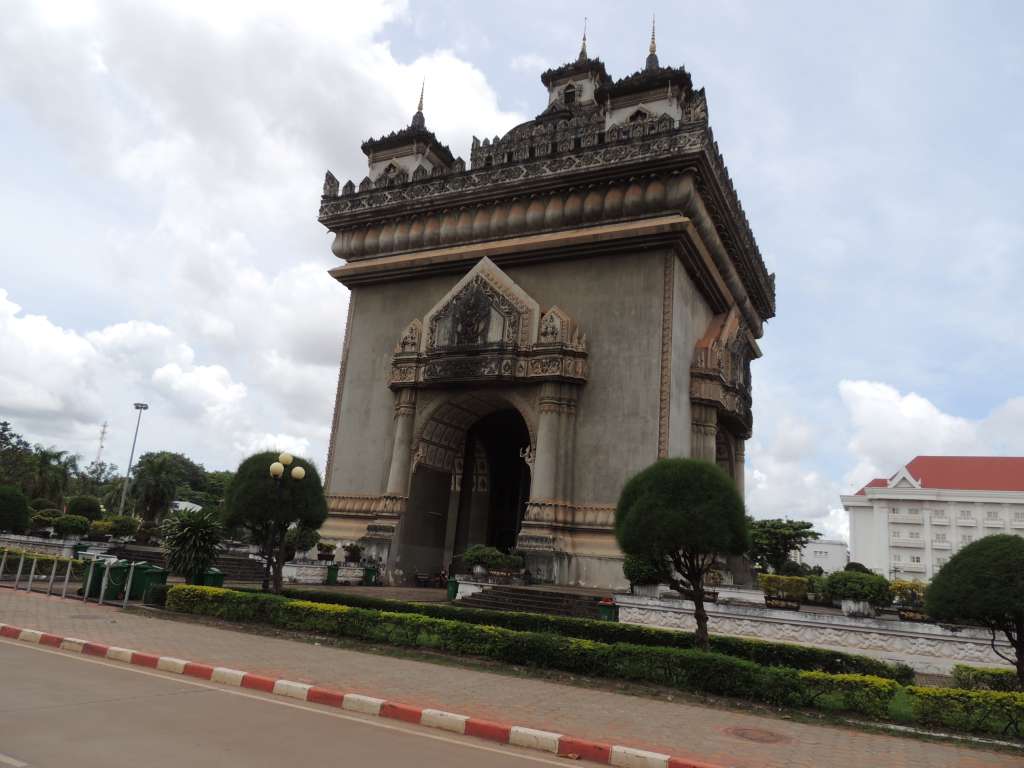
xmin=395 ymin=404 xmax=532 ymax=583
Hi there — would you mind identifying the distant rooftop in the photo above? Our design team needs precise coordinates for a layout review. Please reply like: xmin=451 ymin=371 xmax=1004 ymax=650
xmin=855 ymin=456 xmax=1024 ymax=494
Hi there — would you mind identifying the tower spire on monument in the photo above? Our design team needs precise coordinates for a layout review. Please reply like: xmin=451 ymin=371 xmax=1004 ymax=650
xmin=411 ymin=78 xmax=425 ymax=128
xmin=646 ymin=14 xmax=659 ymax=70
xmin=578 ymin=17 xmax=588 ymax=62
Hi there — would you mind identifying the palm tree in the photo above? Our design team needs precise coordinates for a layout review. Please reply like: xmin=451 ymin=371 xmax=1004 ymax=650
xmin=29 ymin=448 xmax=79 ymax=503
xmin=131 ymin=453 xmax=180 ymax=522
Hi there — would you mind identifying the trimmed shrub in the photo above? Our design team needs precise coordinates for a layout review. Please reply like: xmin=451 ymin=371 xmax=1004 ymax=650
xmin=844 ymin=562 xmax=871 ymax=574
xmin=66 ymin=495 xmax=103 ymax=521
xmin=461 ymin=545 xmax=523 ymax=572
xmin=53 ymin=514 xmax=90 ymax=538
xmin=144 ymin=582 xmax=172 ymax=607
xmin=907 ymin=686 xmax=1024 ymax=737
xmin=825 ymin=570 xmax=891 ymax=606
xmin=798 ymin=671 xmax=900 ymax=718
xmin=760 ymin=574 xmax=809 ymax=602
xmin=29 ymin=498 xmax=59 ymax=511
xmin=239 ymin=585 xmax=914 ymax=683
xmin=167 ymin=585 xmax=803 ymax=706
xmin=0 ymin=485 xmax=31 ymax=534
xmin=622 ymin=554 xmax=669 ymax=586
xmin=107 ymin=516 xmax=140 ymax=539
xmin=87 ymin=520 xmax=113 ymax=539
xmin=952 ymin=664 xmax=1021 ymax=692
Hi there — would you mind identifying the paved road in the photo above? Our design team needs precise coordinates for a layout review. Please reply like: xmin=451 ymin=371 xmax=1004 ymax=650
xmin=0 ymin=641 xmax=589 ymax=768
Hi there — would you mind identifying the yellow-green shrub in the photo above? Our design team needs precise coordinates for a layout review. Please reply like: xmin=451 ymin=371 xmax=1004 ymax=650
xmin=760 ymin=574 xmax=809 ymax=602
xmin=907 ymin=686 xmax=1024 ymax=737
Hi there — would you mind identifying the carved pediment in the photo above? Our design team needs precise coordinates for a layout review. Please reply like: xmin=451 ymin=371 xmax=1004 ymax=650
xmin=691 ymin=307 xmax=760 ymax=436
xmin=392 ymin=258 xmax=587 ymax=388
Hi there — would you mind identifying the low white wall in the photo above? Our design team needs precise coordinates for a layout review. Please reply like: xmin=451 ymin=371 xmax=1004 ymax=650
xmin=282 ymin=562 xmax=328 ymax=585
xmin=0 ymin=534 xmax=78 ymax=558
xmin=614 ymin=593 xmax=1013 ymax=674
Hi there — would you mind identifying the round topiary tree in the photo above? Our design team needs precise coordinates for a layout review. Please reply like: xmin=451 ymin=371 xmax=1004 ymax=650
xmin=161 ymin=508 xmax=224 ymax=583
xmin=926 ymin=534 xmax=1024 ymax=685
xmin=615 ymin=458 xmax=748 ymax=649
xmin=0 ymin=485 xmax=31 ymax=533
xmin=107 ymin=516 xmax=140 ymax=539
xmin=844 ymin=561 xmax=872 ymax=574
xmin=224 ymin=452 xmax=327 ymax=593
xmin=66 ymin=495 xmax=103 ymax=521
xmin=53 ymin=514 xmax=90 ymax=538
xmin=29 ymin=498 xmax=58 ymax=512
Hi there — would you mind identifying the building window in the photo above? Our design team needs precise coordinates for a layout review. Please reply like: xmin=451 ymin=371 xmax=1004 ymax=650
xmin=911 ymin=555 xmax=921 ymax=564
xmin=987 ymin=509 xmax=1001 ymax=520
xmin=892 ymin=553 xmax=902 ymax=562
xmin=962 ymin=534 xmax=973 ymax=544
xmin=959 ymin=509 xmax=972 ymax=520
xmin=1016 ymin=510 xmax=1024 ymax=522
xmin=935 ymin=532 xmax=946 ymax=542
xmin=562 ymin=84 xmax=576 ymax=106
xmin=909 ymin=531 xmax=921 ymax=539
xmin=932 ymin=509 xmax=945 ymax=519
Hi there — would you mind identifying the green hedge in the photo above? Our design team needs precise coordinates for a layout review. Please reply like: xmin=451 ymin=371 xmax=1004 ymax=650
xmin=798 ymin=671 xmax=900 ymax=718
xmin=168 ymin=586 xmax=805 ymax=705
xmin=255 ymin=586 xmax=914 ymax=683
xmin=760 ymin=574 xmax=809 ymax=602
xmin=951 ymin=664 xmax=1021 ymax=692
xmin=0 ymin=548 xmax=86 ymax=579
xmin=907 ymin=686 xmax=1024 ymax=737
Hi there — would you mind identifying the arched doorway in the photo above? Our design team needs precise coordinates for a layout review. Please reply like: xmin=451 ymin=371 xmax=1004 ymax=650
xmin=393 ymin=401 xmax=532 ymax=583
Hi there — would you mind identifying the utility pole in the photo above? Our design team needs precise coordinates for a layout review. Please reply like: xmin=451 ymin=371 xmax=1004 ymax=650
xmin=116 ymin=403 xmax=149 ymax=518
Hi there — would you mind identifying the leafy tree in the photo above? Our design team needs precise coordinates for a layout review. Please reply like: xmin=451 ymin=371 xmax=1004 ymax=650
xmin=0 ymin=485 xmax=31 ymax=533
xmin=224 ymin=452 xmax=327 ymax=593
xmin=102 ymin=478 xmax=133 ymax=517
xmin=53 ymin=514 xmax=90 ymax=538
xmin=161 ymin=508 xmax=224 ymax=583
xmin=0 ymin=422 xmax=35 ymax=494
xmin=844 ymin=561 xmax=872 ymax=574
xmin=67 ymin=495 xmax=102 ymax=521
xmin=615 ymin=459 xmax=748 ymax=650
xmin=825 ymin=570 xmax=891 ymax=606
xmin=622 ymin=553 xmax=670 ymax=588
xmin=747 ymin=517 xmax=820 ymax=573
xmin=73 ymin=460 xmax=119 ymax=497
xmin=284 ymin=524 xmax=321 ymax=562
xmin=131 ymin=452 xmax=182 ymax=521
xmin=926 ymin=535 xmax=1024 ymax=685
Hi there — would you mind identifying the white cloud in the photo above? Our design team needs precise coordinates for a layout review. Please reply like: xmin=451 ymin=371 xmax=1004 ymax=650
xmin=151 ymin=362 xmax=247 ymax=418
xmin=510 ymin=53 xmax=548 ymax=73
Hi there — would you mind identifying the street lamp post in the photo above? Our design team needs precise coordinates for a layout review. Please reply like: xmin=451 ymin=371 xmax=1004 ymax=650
xmin=116 ymin=402 xmax=149 ymax=518
xmin=266 ymin=452 xmax=305 ymax=592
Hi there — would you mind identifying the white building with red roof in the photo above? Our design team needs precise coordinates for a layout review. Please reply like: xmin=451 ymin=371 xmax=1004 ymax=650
xmin=841 ymin=456 xmax=1024 ymax=580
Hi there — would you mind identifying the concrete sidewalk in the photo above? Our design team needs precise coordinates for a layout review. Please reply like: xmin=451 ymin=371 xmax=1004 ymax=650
xmin=0 ymin=589 xmax=1019 ymax=768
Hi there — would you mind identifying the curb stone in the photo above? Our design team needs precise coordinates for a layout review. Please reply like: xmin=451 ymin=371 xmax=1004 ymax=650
xmin=0 ymin=621 xmax=726 ymax=767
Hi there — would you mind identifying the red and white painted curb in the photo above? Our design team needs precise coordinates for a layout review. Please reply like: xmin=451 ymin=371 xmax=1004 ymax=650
xmin=0 ymin=621 xmax=720 ymax=768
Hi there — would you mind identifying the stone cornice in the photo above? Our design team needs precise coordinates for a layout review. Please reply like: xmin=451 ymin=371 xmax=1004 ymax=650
xmin=320 ymin=125 xmax=775 ymax=321
xmin=842 ymin=488 xmax=1024 ymax=505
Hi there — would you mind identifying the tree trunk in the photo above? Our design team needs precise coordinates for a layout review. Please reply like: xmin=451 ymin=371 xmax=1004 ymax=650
xmin=261 ymin=525 xmax=273 ymax=593
xmin=690 ymin=569 xmax=709 ymax=650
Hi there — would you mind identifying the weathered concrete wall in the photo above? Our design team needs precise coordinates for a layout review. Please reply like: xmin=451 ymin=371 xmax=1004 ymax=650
xmin=615 ymin=593 xmax=1015 ymax=674
xmin=668 ymin=255 xmax=714 ymax=458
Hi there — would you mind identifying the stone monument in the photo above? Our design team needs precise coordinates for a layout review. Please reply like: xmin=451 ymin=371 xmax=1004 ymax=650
xmin=317 ymin=27 xmax=775 ymax=588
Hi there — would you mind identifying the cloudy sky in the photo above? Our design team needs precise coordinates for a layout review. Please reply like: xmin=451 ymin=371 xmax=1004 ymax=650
xmin=2 ymin=1 xmax=1022 ymax=538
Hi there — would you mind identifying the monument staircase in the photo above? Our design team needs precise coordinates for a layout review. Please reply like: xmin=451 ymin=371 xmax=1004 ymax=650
xmin=110 ymin=544 xmax=266 ymax=582
xmin=454 ymin=585 xmax=606 ymax=619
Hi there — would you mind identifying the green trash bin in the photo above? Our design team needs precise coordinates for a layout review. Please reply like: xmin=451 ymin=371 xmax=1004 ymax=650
xmin=361 ymin=565 xmax=379 ymax=586
xmin=446 ymin=577 xmax=459 ymax=601
xmin=597 ymin=598 xmax=619 ymax=622
xmin=129 ymin=562 xmax=168 ymax=601
xmin=83 ymin=559 xmax=130 ymax=601
xmin=326 ymin=563 xmax=339 ymax=585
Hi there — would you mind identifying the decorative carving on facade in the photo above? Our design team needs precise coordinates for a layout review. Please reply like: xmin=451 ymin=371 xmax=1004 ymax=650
xmin=392 ymin=258 xmax=587 ymax=389
xmin=323 ymin=170 xmax=340 ymax=197
xmin=326 ymin=493 xmax=407 ymax=517
xmin=523 ymin=499 xmax=615 ymax=529
xmin=690 ymin=307 xmax=758 ymax=439
xmin=657 ymin=252 xmax=674 ymax=458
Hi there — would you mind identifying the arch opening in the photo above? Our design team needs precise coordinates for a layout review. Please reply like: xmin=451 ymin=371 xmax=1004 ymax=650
xmin=394 ymin=400 xmax=532 ymax=584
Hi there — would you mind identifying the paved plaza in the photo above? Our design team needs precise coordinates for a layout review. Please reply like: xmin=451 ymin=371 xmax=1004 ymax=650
xmin=0 ymin=588 xmax=1019 ymax=768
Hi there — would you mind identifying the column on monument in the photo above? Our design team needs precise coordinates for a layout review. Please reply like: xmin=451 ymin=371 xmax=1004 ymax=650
xmin=529 ymin=381 xmax=561 ymax=506
xmin=384 ymin=388 xmax=417 ymax=497
xmin=555 ymin=383 xmax=579 ymax=505
xmin=734 ymin=439 xmax=746 ymax=498
xmin=690 ymin=403 xmax=718 ymax=462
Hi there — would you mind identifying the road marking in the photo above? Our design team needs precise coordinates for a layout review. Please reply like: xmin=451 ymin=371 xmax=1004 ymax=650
xmin=0 ymin=639 xmax=585 ymax=767
xmin=0 ymin=752 xmax=29 ymax=767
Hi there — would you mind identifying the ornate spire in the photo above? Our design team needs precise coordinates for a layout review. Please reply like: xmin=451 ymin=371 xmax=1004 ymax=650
xmin=646 ymin=15 xmax=659 ymax=70
xmin=411 ymin=79 xmax=425 ymax=129
xmin=577 ymin=17 xmax=588 ymax=62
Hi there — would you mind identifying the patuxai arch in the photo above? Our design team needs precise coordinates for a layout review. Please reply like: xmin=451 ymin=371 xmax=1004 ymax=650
xmin=316 ymin=33 xmax=775 ymax=588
